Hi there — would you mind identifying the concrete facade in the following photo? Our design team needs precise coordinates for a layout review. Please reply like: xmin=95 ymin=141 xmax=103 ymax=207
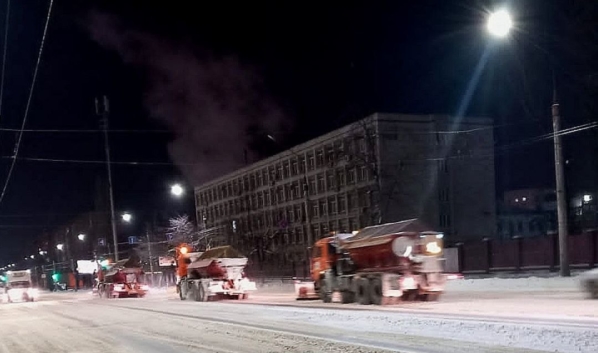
xmin=194 ymin=113 xmax=496 ymax=274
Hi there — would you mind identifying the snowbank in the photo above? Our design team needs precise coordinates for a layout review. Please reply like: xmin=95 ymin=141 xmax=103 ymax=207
xmin=252 ymin=273 xmax=590 ymax=294
xmin=446 ymin=274 xmax=583 ymax=292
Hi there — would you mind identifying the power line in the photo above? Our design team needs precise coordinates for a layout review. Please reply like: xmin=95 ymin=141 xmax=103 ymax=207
xmin=0 ymin=127 xmax=170 ymax=133
xmin=0 ymin=156 xmax=180 ymax=166
xmin=2 ymin=121 xmax=596 ymax=167
xmin=0 ymin=0 xmax=9 ymax=120
xmin=0 ymin=0 xmax=54 ymax=206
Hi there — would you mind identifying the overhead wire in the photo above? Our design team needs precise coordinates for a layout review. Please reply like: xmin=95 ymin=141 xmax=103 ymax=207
xmin=0 ymin=127 xmax=170 ymax=133
xmin=0 ymin=121 xmax=596 ymax=166
xmin=0 ymin=0 xmax=54 ymax=206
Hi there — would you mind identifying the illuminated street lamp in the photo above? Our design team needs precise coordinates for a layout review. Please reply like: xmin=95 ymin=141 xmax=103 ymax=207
xmin=487 ymin=9 xmax=512 ymax=38
xmin=29 ymin=255 xmax=34 ymax=259
xmin=122 ymin=212 xmax=132 ymax=223
xmin=56 ymin=243 xmax=64 ymax=251
xmin=78 ymin=233 xmax=86 ymax=241
xmin=171 ymin=183 xmax=184 ymax=197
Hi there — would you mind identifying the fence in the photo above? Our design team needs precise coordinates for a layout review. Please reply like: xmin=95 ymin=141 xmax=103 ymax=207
xmin=448 ymin=230 xmax=598 ymax=274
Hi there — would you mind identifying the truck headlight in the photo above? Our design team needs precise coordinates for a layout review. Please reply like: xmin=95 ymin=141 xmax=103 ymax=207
xmin=426 ymin=241 xmax=442 ymax=254
xmin=28 ymin=288 xmax=38 ymax=297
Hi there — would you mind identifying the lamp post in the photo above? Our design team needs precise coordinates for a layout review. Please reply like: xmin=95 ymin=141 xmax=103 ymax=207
xmin=486 ymin=9 xmax=570 ymax=276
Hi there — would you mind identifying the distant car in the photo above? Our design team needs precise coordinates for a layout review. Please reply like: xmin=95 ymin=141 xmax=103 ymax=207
xmin=580 ymin=268 xmax=598 ymax=299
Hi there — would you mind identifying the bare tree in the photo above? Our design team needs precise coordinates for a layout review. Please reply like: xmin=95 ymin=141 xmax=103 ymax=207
xmin=165 ymin=215 xmax=198 ymax=245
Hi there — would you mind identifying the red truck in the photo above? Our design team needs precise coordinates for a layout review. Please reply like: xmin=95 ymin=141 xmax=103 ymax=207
xmin=96 ymin=258 xmax=149 ymax=299
xmin=295 ymin=219 xmax=446 ymax=304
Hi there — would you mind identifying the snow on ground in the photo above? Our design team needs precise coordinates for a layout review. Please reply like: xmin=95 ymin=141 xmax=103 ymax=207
xmin=4 ymin=276 xmax=597 ymax=353
xmin=102 ymin=297 xmax=598 ymax=353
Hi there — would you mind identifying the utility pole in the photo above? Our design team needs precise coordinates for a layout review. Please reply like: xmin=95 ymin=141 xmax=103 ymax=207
xmin=146 ymin=224 xmax=154 ymax=285
xmin=96 ymin=96 xmax=119 ymax=262
xmin=552 ymin=87 xmax=570 ymax=277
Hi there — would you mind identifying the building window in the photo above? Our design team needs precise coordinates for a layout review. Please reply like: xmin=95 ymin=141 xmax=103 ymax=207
xmin=347 ymin=168 xmax=356 ymax=184
xmin=348 ymin=192 xmax=357 ymax=210
xmin=327 ymin=147 xmax=335 ymax=164
xmin=316 ymin=150 xmax=324 ymax=167
xmin=359 ymin=166 xmax=368 ymax=182
xmin=317 ymin=174 xmax=325 ymax=193
xmin=327 ymin=172 xmax=335 ymax=189
xmin=284 ymin=162 xmax=291 ymax=179
xmin=358 ymin=138 xmax=366 ymax=153
xmin=257 ymin=193 xmax=264 ymax=208
xmin=291 ymin=160 xmax=298 ymax=175
xmin=338 ymin=195 xmax=346 ymax=213
xmin=329 ymin=197 xmax=337 ymax=214
xmin=312 ymin=201 xmax=319 ymax=218
xmin=298 ymin=156 xmax=305 ymax=173
xmin=308 ymin=154 xmax=315 ymax=170
xmin=308 ymin=177 xmax=316 ymax=196
xmin=319 ymin=199 xmax=327 ymax=216
xmin=337 ymin=169 xmax=346 ymax=187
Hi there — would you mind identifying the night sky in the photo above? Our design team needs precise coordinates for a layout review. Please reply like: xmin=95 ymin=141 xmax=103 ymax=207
xmin=0 ymin=0 xmax=596 ymax=262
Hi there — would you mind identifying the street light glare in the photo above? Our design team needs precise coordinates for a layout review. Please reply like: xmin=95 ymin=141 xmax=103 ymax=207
xmin=122 ymin=212 xmax=132 ymax=222
xmin=487 ymin=9 xmax=512 ymax=37
xmin=56 ymin=244 xmax=64 ymax=251
xmin=78 ymin=233 xmax=86 ymax=241
xmin=171 ymin=184 xmax=184 ymax=197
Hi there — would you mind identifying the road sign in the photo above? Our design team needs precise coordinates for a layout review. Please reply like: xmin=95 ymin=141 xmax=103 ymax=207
xmin=98 ymin=238 xmax=106 ymax=246
xmin=128 ymin=236 xmax=138 ymax=244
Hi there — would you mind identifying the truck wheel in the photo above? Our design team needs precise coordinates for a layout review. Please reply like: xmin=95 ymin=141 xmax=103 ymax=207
xmin=402 ymin=290 xmax=417 ymax=301
xmin=318 ymin=280 xmax=332 ymax=303
xmin=197 ymin=283 xmax=208 ymax=302
xmin=341 ymin=291 xmax=354 ymax=304
xmin=178 ymin=284 xmax=186 ymax=301
xmin=369 ymin=277 xmax=383 ymax=305
xmin=355 ymin=278 xmax=370 ymax=305
xmin=423 ymin=293 xmax=440 ymax=302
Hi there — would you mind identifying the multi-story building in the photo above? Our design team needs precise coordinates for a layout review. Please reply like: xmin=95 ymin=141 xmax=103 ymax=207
xmin=194 ymin=113 xmax=496 ymax=275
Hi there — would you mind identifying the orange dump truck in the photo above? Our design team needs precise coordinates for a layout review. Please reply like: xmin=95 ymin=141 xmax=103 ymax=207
xmin=295 ymin=219 xmax=446 ymax=304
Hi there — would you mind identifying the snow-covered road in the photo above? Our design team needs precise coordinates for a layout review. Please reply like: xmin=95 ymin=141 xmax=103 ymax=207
xmin=0 ymin=276 xmax=596 ymax=353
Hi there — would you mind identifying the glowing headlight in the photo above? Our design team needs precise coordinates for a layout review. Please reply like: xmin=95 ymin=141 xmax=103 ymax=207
xmin=28 ymin=288 xmax=38 ymax=297
xmin=426 ymin=241 xmax=442 ymax=254
xmin=140 ymin=285 xmax=149 ymax=291
xmin=113 ymin=284 xmax=125 ymax=291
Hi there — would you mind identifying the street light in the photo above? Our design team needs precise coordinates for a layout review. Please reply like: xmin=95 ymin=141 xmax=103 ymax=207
xmin=56 ymin=244 xmax=64 ymax=251
xmin=487 ymin=9 xmax=512 ymax=37
xmin=122 ymin=212 xmax=132 ymax=223
xmin=78 ymin=233 xmax=86 ymax=241
xmin=171 ymin=183 xmax=184 ymax=197
xmin=485 ymin=9 xmax=569 ymax=277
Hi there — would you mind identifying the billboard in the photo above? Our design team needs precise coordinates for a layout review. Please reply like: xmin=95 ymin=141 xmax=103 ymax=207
xmin=158 ymin=256 xmax=175 ymax=267
xmin=76 ymin=260 xmax=98 ymax=274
